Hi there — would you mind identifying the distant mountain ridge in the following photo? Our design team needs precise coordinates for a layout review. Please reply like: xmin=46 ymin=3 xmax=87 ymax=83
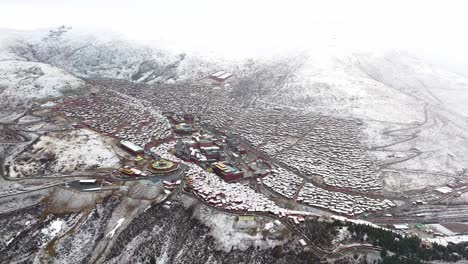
xmin=1 ymin=26 xmax=222 ymax=84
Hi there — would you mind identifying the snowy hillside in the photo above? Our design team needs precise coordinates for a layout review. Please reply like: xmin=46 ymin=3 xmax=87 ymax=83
xmin=0 ymin=60 xmax=84 ymax=121
xmin=7 ymin=129 xmax=120 ymax=178
xmin=0 ymin=27 xmax=222 ymax=84
xmin=355 ymin=51 xmax=468 ymax=119
xmin=0 ymin=60 xmax=84 ymax=99
xmin=277 ymin=51 xmax=468 ymax=191
xmin=280 ymin=53 xmax=424 ymax=123
xmin=0 ymin=30 xmax=27 ymax=61
xmin=228 ymin=49 xmax=468 ymax=191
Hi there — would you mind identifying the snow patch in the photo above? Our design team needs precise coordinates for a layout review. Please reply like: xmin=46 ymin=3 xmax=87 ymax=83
xmin=107 ymin=218 xmax=125 ymax=238
xmin=428 ymin=235 xmax=468 ymax=247
xmin=9 ymin=129 xmax=120 ymax=178
xmin=0 ymin=60 xmax=84 ymax=100
xmin=41 ymin=219 xmax=64 ymax=238
xmin=194 ymin=208 xmax=285 ymax=252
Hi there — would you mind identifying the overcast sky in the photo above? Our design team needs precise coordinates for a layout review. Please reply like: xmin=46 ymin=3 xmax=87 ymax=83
xmin=1 ymin=0 xmax=467 ymax=75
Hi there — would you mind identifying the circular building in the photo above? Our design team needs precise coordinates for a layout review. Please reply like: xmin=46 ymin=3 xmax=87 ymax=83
xmin=150 ymin=159 xmax=179 ymax=174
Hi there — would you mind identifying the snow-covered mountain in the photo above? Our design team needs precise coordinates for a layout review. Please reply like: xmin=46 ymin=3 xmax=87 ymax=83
xmin=1 ymin=27 xmax=223 ymax=84
xmin=0 ymin=59 xmax=84 ymax=121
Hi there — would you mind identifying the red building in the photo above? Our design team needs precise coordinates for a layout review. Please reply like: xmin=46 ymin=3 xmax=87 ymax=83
xmin=212 ymin=162 xmax=244 ymax=182
xmin=209 ymin=71 xmax=233 ymax=82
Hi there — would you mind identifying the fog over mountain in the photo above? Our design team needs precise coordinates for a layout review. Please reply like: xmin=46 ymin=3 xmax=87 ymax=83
xmin=2 ymin=1 xmax=468 ymax=264
xmin=1 ymin=0 xmax=467 ymax=75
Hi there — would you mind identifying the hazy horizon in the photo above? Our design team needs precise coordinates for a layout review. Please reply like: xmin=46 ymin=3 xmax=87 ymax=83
xmin=1 ymin=0 xmax=467 ymax=76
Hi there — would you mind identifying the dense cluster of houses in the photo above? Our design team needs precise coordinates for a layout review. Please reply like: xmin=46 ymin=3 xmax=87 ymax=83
xmin=58 ymin=91 xmax=172 ymax=147
xmin=71 ymin=80 xmax=391 ymax=217
xmin=228 ymin=111 xmax=381 ymax=192
xmin=151 ymin=142 xmax=313 ymax=218
xmin=91 ymin=79 xmax=243 ymax=131
xmin=187 ymin=162 xmax=311 ymax=218
xmin=261 ymin=166 xmax=394 ymax=215
xmin=94 ymin=80 xmax=214 ymax=115
xmin=262 ymin=168 xmax=303 ymax=199
xmin=153 ymin=141 xmax=394 ymax=218
xmin=298 ymin=183 xmax=395 ymax=216
xmin=228 ymin=111 xmax=316 ymax=156
xmin=88 ymin=80 xmax=380 ymax=191
xmin=281 ymin=116 xmax=381 ymax=191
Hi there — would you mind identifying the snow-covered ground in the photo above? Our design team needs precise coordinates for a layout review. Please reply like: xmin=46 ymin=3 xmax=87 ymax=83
xmin=281 ymin=52 xmax=424 ymax=124
xmin=0 ymin=52 xmax=85 ymax=121
xmin=428 ymin=224 xmax=457 ymax=236
xmin=428 ymin=235 xmax=468 ymax=247
xmin=107 ymin=218 xmax=125 ymax=239
xmin=194 ymin=206 xmax=286 ymax=252
xmin=279 ymin=51 xmax=468 ymax=192
xmin=0 ymin=35 xmax=24 ymax=61
xmin=41 ymin=219 xmax=64 ymax=239
xmin=0 ymin=60 xmax=84 ymax=100
xmin=8 ymin=129 xmax=120 ymax=178
xmin=0 ymin=27 xmax=222 ymax=84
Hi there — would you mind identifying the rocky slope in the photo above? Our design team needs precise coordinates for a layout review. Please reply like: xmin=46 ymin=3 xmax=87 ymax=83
xmin=0 ymin=191 xmax=325 ymax=264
